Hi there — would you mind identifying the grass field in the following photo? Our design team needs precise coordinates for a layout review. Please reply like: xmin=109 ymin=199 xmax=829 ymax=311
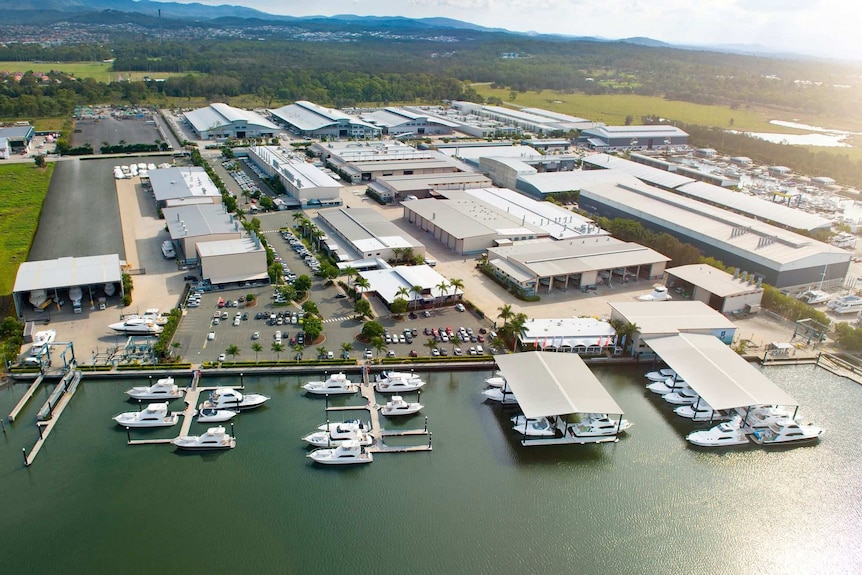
xmin=0 ymin=61 xmax=194 ymax=84
xmin=0 ymin=163 xmax=54 ymax=294
xmin=472 ymin=84 xmax=862 ymax=134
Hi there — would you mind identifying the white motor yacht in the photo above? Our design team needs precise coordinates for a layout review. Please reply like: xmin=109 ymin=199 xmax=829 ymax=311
xmin=29 ymin=329 xmax=56 ymax=355
xmin=674 ymin=403 xmax=731 ymax=422
xmin=375 ymin=371 xmax=426 ymax=393
xmin=482 ymin=386 xmax=518 ymax=405
xmin=200 ymin=387 xmax=269 ymax=410
xmin=379 ymin=395 xmax=423 ymax=417
xmin=125 ymin=377 xmax=184 ymax=400
xmin=645 ymin=368 xmax=676 ymax=382
xmin=687 ymin=421 xmax=750 ymax=447
xmin=748 ymin=420 xmax=823 ymax=446
xmin=197 ymin=407 xmax=238 ymax=423
xmin=302 ymin=373 xmax=359 ymax=395
xmin=511 ymin=416 xmax=557 ymax=437
xmin=317 ymin=419 xmax=371 ymax=434
xmin=302 ymin=420 xmax=374 ymax=447
xmin=568 ymin=413 xmax=632 ymax=437
xmin=664 ymin=388 xmax=700 ymax=405
xmin=646 ymin=378 xmax=690 ymax=395
xmin=172 ymin=426 xmax=236 ymax=450
xmin=637 ymin=286 xmax=672 ymax=301
xmin=109 ymin=316 xmax=164 ymax=335
xmin=484 ymin=375 xmax=507 ymax=388
xmin=113 ymin=402 xmax=179 ymax=428
xmin=307 ymin=440 xmax=373 ymax=465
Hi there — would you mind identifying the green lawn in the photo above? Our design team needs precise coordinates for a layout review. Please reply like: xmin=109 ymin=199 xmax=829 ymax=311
xmin=0 ymin=163 xmax=54 ymax=294
xmin=0 ymin=61 xmax=194 ymax=83
xmin=471 ymin=85 xmax=860 ymax=133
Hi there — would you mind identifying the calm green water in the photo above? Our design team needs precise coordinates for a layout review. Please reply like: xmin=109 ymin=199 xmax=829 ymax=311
xmin=0 ymin=365 xmax=859 ymax=574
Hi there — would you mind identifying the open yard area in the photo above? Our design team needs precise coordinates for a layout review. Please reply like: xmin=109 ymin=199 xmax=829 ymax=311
xmin=0 ymin=163 xmax=54 ymax=294
xmin=0 ymin=61 xmax=194 ymax=84
xmin=471 ymin=84 xmax=862 ymax=133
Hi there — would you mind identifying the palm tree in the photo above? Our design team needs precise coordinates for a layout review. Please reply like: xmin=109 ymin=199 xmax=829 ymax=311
xmin=436 ymin=281 xmax=449 ymax=308
xmin=354 ymin=276 xmax=370 ymax=297
xmin=451 ymin=333 xmax=462 ymax=355
xmin=395 ymin=286 xmax=410 ymax=304
xmin=449 ymin=278 xmax=465 ymax=300
xmin=293 ymin=344 xmax=304 ymax=361
xmin=251 ymin=342 xmax=263 ymax=362
xmin=271 ymin=341 xmax=284 ymax=361
xmin=392 ymin=247 xmax=405 ymax=264
xmin=410 ymin=285 xmax=424 ymax=311
xmin=225 ymin=344 xmax=240 ymax=362
xmin=497 ymin=303 xmax=514 ymax=327
xmin=316 ymin=345 xmax=328 ymax=359
xmin=342 ymin=266 xmax=358 ymax=287
xmin=340 ymin=342 xmax=352 ymax=358
xmin=424 ymin=337 xmax=438 ymax=357
xmin=507 ymin=313 xmax=528 ymax=352
xmin=371 ymin=336 xmax=386 ymax=360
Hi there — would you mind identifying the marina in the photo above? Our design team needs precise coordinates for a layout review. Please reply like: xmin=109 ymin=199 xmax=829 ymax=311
xmin=0 ymin=365 xmax=859 ymax=573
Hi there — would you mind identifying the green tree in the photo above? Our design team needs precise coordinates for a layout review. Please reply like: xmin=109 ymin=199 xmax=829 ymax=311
xmin=251 ymin=342 xmax=263 ymax=362
xmin=497 ymin=303 xmax=514 ymax=326
xmin=271 ymin=341 xmax=284 ymax=361
xmin=342 ymin=266 xmax=358 ymax=287
xmin=390 ymin=297 xmax=409 ymax=315
xmin=293 ymin=344 xmax=304 ymax=361
xmin=424 ymin=337 xmax=438 ymax=357
xmin=373 ymin=336 xmax=387 ymax=358
xmin=354 ymin=276 xmax=370 ymax=296
xmin=354 ymin=298 xmax=372 ymax=320
xmin=34 ymin=154 xmax=46 ymax=168
xmin=316 ymin=345 xmax=328 ymax=359
xmin=361 ymin=320 xmax=385 ymax=340
xmin=340 ymin=342 xmax=353 ymax=358
xmin=410 ymin=285 xmax=424 ymax=311
xmin=449 ymin=278 xmax=465 ymax=300
xmin=225 ymin=344 xmax=240 ymax=361
xmin=436 ymin=281 xmax=449 ymax=308
xmin=302 ymin=300 xmax=319 ymax=317
xmin=294 ymin=274 xmax=312 ymax=295
xmin=303 ymin=316 xmax=323 ymax=343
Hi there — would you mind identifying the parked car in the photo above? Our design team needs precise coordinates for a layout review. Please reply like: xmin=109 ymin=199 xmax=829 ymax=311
xmin=218 ymin=353 xmax=226 ymax=362
xmin=455 ymin=303 xmax=466 ymax=312
xmin=207 ymin=332 xmax=215 ymax=340
xmin=409 ymin=350 xmax=418 ymax=357
xmin=364 ymin=349 xmax=373 ymax=359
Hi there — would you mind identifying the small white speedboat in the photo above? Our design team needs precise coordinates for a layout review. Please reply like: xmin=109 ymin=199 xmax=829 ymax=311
xmin=113 ymin=402 xmax=178 ymax=428
xmin=379 ymin=395 xmax=423 ymax=417
xmin=197 ymin=407 xmax=238 ymax=423
xmin=511 ymin=415 xmax=557 ymax=437
xmin=375 ymin=371 xmax=426 ymax=393
xmin=687 ymin=421 xmax=750 ymax=447
xmin=674 ymin=403 xmax=731 ymax=422
xmin=664 ymin=389 xmax=700 ymax=405
xmin=201 ymin=387 xmax=269 ymax=410
xmin=482 ymin=386 xmax=518 ymax=404
xmin=307 ymin=440 xmax=373 ymax=465
xmin=645 ymin=368 xmax=676 ymax=382
xmin=567 ymin=413 xmax=632 ymax=437
xmin=646 ymin=378 xmax=690 ymax=395
xmin=484 ymin=376 xmax=506 ymax=388
xmin=172 ymin=426 xmax=236 ymax=450
xmin=125 ymin=377 xmax=184 ymax=400
xmin=303 ymin=373 xmax=359 ymax=395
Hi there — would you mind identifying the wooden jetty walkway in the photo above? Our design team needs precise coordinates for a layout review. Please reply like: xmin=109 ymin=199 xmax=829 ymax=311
xmin=8 ymin=374 xmax=44 ymax=422
xmin=323 ymin=365 xmax=432 ymax=455
xmin=24 ymin=369 xmax=82 ymax=467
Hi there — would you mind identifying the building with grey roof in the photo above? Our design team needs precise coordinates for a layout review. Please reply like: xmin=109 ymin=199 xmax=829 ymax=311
xmin=13 ymin=254 xmax=122 ymax=318
xmin=359 ymin=265 xmax=454 ymax=309
xmin=367 ymin=171 xmax=493 ymax=203
xmin=664 ymin=264 xmax=764 ymax=314
xmin=196 ymin=237 xmax=268 ymax=286
xmin=577 ymin=125 xmax=688 ymax=150
xmin=162 ymin=204 xmax=244 ymax=264
xmin=0 ymin=137 xmax=8 ymax=159
xmin=148 ymin=166 xmax=222 ymax=208
xmin=0 ymin=124 xmax=35 ymax=153
xmin=359 ymin=107 xmax=457 ymax=136
xmin=487 ymin=237 xmax=670 ymax=296
xmin=247 ymin=146 xmax=342 ymax=207
xmin=578 ymin=179 xmax=851 ymax=289
xmin=269 ymin=100 xmax=381 ymax=139
xmin=184 ymin=103 xmax=280 ymax=140
xmin=316 ymin=207 xmax=425 ymax=263
xmin=402 ymin=188 xmax=606 ymax=255
xmin=451 ymin=102 xmax=600 ymax=134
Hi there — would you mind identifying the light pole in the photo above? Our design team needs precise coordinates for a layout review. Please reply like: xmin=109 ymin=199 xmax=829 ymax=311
xmin=664 ymin=137 xmax=671 ymax=157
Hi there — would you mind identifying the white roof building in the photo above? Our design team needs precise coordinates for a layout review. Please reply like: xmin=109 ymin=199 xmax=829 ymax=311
xmin=519 ymin=317 xmax=617 ymax=352
xmin=358 ymin=265 xmax=453 ymax=307
xmin=184 ymin=103 xmax=280 ymax=140
xmin=149 ymin=166 xmax=222 ymax=206
xmin=247 ymin=146 xmax=342 ymax=207
xmin=316 ymin=207 xmax=425 ymax=263
xmin=359 ymin=107 xmax=458 ymax=136
xmin=269 ymin=100 xmax=381 ymax=139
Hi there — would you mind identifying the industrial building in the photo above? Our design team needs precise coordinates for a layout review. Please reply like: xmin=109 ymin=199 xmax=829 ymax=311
xmin=162 ymin=204 xmax=244 ymax=265
xmin=316 ymin=207 xmax=425 ymax=263
xmin=577 ymin=125 xmax=689 ymax=151
xmin=402 ymin=187 xmax=606 ymax=255
xmin=367 ymin=171 xmax=492 ymax=203
xmin=246 ymin=146 xmax=342 ymax=207
xmin=0 ymin=124 xmax=35 ymax=154
xmin=664 ymin=264 xmax=764 ymax=314
xmin=578 ymin=178 xmax=851 ymax=290
xmin=0 ymin=137 xmax=8 ymax=159
xmin=608 ymin=301 xmax=737 ymax=357
xmin=148 ymin=166 xmax=222 ymax=208
xmin=359 ymin=107 xmax=458 ymax=137
xmin=451 ymin=102 xmax=600 ymax=134
xmin=581 ymin=154 xmax=833 ymax=232
xmin=183 ymin=103 xmax=280 ymax=140
xmin=12 ymin=254 xmax=123 ymax=318
xmin=269 ymin=100 xmax=381 ymax=140
xmin=358 ymin=264 xmax=453 ymax=310
xmin=518 ymin=317 xmax=618 ymax=355
xmin=196 ymin=236 xmax=268 ymax=287
xmin=438 ymin=144 xmax=544 ymax=169
xmin=487 ymin=237 xmax=670 ymax=296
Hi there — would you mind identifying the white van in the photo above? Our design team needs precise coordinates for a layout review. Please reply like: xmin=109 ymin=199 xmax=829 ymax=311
xmin=424 ymin=259 xmax=437 ymax=267
xmin=161 ymin=240 xmax=176 ymax=258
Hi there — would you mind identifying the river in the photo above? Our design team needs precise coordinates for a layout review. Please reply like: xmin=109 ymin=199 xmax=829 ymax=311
xmin=0 ymin=365 xmax=859 ymax=574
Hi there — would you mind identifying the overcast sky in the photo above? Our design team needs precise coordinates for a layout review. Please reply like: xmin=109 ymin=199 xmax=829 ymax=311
xmin=161 ymin=0 xmax=862 ymax=60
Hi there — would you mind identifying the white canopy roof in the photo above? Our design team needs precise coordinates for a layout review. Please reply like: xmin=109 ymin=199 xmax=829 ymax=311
xmin=494 ymin=352 xmax=623 ymax=418
xmin=14 ymin=254 xmax=121 ymax=292
xmin=643 ymin=333 xmax=797 ymax=410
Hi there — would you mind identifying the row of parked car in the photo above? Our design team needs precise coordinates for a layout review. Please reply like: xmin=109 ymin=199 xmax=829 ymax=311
xmin=282 ymin=230 xmax=321 ymax=273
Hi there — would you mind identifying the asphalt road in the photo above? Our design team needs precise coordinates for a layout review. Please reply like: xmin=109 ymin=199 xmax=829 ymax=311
xmin=72 ymin=117 xmax=163 ymax=150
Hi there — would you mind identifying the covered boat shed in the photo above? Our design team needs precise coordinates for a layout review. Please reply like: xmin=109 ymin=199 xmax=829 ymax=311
xmin=494 ymin=352 xmax=624 ymax=445
xmin=643 ymin=333 xmax=797 ymax=412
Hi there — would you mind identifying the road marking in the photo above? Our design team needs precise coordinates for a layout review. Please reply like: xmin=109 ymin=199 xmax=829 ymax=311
xmin=323 ymin=316 xmax=352 ymax=323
